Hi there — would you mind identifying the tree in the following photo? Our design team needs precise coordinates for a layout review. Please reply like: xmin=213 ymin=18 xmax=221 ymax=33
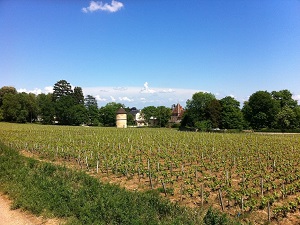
xmin=272 ymin=90 xmax=297 ymax=109
xmin=274 ymin=106 xmax=296 ymax=130
xmin=85 ymin=95 xmax=98 ymax=108
xmin=37 ymin=93 xmax=55 ymax=124
xmin=141 ymin=106 xmax=158 ymax=124
xmin=156 ymin=106 xmax=171 ymax=127
xmin=0 ymin=86 xmax=17 ymax=107
xmin=70 ymin=104 xmax=89 ymax=125
xmin=242 ymin=91 xmax=279 ymax=129
xmin=2 ymin=93 xmax=21 ymax=122
xmin=52 ymin=80 xmax=73 ymax=101
xmin=182 ymin=92 xmax=216 ymax=128
xmin=85 ymin=95 xmax=99 ymax=126
xmin=219 ymin=96 xmax=244 ymax=130
xmin=99 ymin=102 xmax=124 ymax=126
xmin=55 ymin=95 xmax=76 ymax=125
xmin=73 ymin=87 xmax=84 ymax=105
xmin=206 ymin=99 xmax=222 ymax=128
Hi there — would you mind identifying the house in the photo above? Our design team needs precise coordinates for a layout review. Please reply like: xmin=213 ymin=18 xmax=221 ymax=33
xmin=170 ymin=103 xmax=185 ymax=123
xmin=129 ymin=107 xmax=146 ymax=127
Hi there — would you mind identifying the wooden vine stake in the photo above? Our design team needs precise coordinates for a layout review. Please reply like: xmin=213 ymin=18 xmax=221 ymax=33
xmin=149 ymin=170 xmax=153 ymax=189
xmin=267 ymin=201 xmax=271 ymax=222
xmin=161 ymin=180 xmax=167 ymax=197
xmin=241 ymin=197 xmax=244 ymax=213
xmin=96 ymin=160 xmax=99 ymax=173
xmin=261 ymin=177 xmax=264 ymax=198
xmin=138 ymin=167 xmax=141 ymax=183
xmin=218 ymin=189 xmax=224 ymax=211
xmin=180 ymin=184 xmax=184 ymax=201
xmin=201 ymin=184 xmax=204 ymax=207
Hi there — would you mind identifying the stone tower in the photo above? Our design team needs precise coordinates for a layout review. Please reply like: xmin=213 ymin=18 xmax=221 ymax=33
xmin=116 ymin=108 xmax=127 ymax=128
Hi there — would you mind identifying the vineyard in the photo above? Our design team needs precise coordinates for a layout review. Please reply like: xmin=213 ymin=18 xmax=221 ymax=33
xmin=1 ymin=123 xmax=300 ymax=224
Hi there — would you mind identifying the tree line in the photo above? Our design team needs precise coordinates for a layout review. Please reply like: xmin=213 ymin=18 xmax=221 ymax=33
xmin=181 ymin=90 xmax=300 ymax=131
xmin=1 ymin=79 xmax=299 ymax=131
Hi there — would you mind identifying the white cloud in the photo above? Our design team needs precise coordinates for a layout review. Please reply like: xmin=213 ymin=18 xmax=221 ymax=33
xmin=159 ymin=88 xmax=175 ymax=93
xmin=293 ymin=94 xmax=300 ymax=102
xmin=44 ymin=86 xmax=53 ymax=93
xmin=82 ymin=0 xmax=124 ymax=13
xmin=95 ymin=95 xmax=107 ymax=101
xmin=140 ymin=82 xmax=156 ymax=94
xmin=113 ymin=87 xmax=128 ymax=91
xmin=17 ymin=88 xmax=42 ymax=95
xmin=110 ymin=96 xmax=116 ymax=101
xmin=119 ymin=96 xmax=134 ymax=102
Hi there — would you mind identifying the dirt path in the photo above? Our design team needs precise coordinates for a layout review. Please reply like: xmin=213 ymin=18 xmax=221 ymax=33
xmin=0 ymin=194 xmax=62 ymax=225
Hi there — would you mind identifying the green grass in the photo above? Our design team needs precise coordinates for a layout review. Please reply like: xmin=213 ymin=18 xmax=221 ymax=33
xmin=0 ymin=142 xmax=205 ymax=225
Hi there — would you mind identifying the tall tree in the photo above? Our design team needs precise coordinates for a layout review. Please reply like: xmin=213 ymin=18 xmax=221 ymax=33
xmin=272 ymin=90 xmax=297 ymax=109
xmin=156 ymin=106 xmax=171 ymax=127
xmin=205 ymin=99 xmax=222 ymax=128
xmin=74 ymin=87 xmax=84 ymax=105
xmin=37 ymin=93 xmax=55 ymax=124
xmin=85 ymin=95 xmax=99 ymax=126
xmin=182 ymin=92 xmax=216 ymax=128
xmin=52 ymin=80 xmax=73 ymax=101
xmin=242 ymin=91 xmax=279 ymax=129
xmin=2 ymin=93 xmax=21 ymax=122
xmin=55 ymin=95 xmax=76 ymax=125
xmin=219 ymin=96 xmax=244 ymax=130
xmin=0 ymin=86 xmax=17 ymax=107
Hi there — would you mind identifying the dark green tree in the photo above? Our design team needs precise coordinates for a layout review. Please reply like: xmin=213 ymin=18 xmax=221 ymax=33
xmin=2 ymin=93 xmax=21 ymax=122
xmin=181 ymin=92 xmax=216 ymax=128
xmin=156 ymin=106 xmax=171 ymax=127
xmin=219 ymin=96 xmax=244 ymax=130
xmin=70 ymin=104 xmax=89 ymax=125
xmin=55 ymin=95 xmax=76 ymax=125
xmin=37 ymin=93 xmax=55 ymax=124
xmin=0 ymin=86 xmax=17 ymax=107
xmin=141 ymin=106 xmax=158 ymax=124
xmin=242 ymin=91 xmax=279 ymax=129
xmin=52 ymin=80 xmax=73 ymax=101
xmin=84 ymin=95 xmax=99 ymax=126
xmin=206 ymin=99 xmax=222 ymax=128
xmin=74 ymin=87 xmax=84 ymax=105
xmin=271 ymin=90 xmax=297 ymax=109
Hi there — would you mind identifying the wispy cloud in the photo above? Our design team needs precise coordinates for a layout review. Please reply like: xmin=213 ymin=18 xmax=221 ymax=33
xmin=82 ymin=0 xmax=124 ymax=13
xmin=293 ymin=94 xmax=300 ymax=103
xmin=140 ymin=82 xmax=156 ymax=94
xmin=95 ymin=95 xmax=107 ymax=101
xmin=17 ymin=87 xmax=52 ymax=95
xmin=119 ymin=96 xmax=134 ymax=102
xmin=113 ymin=87 xmax=128 ymax=91
xmin=159 ymin=88 xmax=175 ymax=93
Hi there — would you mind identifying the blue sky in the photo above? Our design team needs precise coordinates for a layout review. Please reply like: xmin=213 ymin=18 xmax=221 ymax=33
xmin=1 ymin=0 xmax=300 ymax=108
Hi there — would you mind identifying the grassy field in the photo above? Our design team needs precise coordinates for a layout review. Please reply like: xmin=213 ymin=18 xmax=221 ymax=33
xmin=1 ymin=122 xmax=300 ymax=224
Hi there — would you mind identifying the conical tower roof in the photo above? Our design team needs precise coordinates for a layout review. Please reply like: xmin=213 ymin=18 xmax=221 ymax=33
xmin=116 ymin=107 xmax=127 ymax=114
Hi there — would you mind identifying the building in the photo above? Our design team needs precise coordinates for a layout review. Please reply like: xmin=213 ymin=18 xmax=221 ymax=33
xmin=116 ymin=108 xmax=127 ymax=128
xmin=170 ymin=103 xmax=185 ymax=123
xmin=129 ymin=107 xmax=146 ymax=127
